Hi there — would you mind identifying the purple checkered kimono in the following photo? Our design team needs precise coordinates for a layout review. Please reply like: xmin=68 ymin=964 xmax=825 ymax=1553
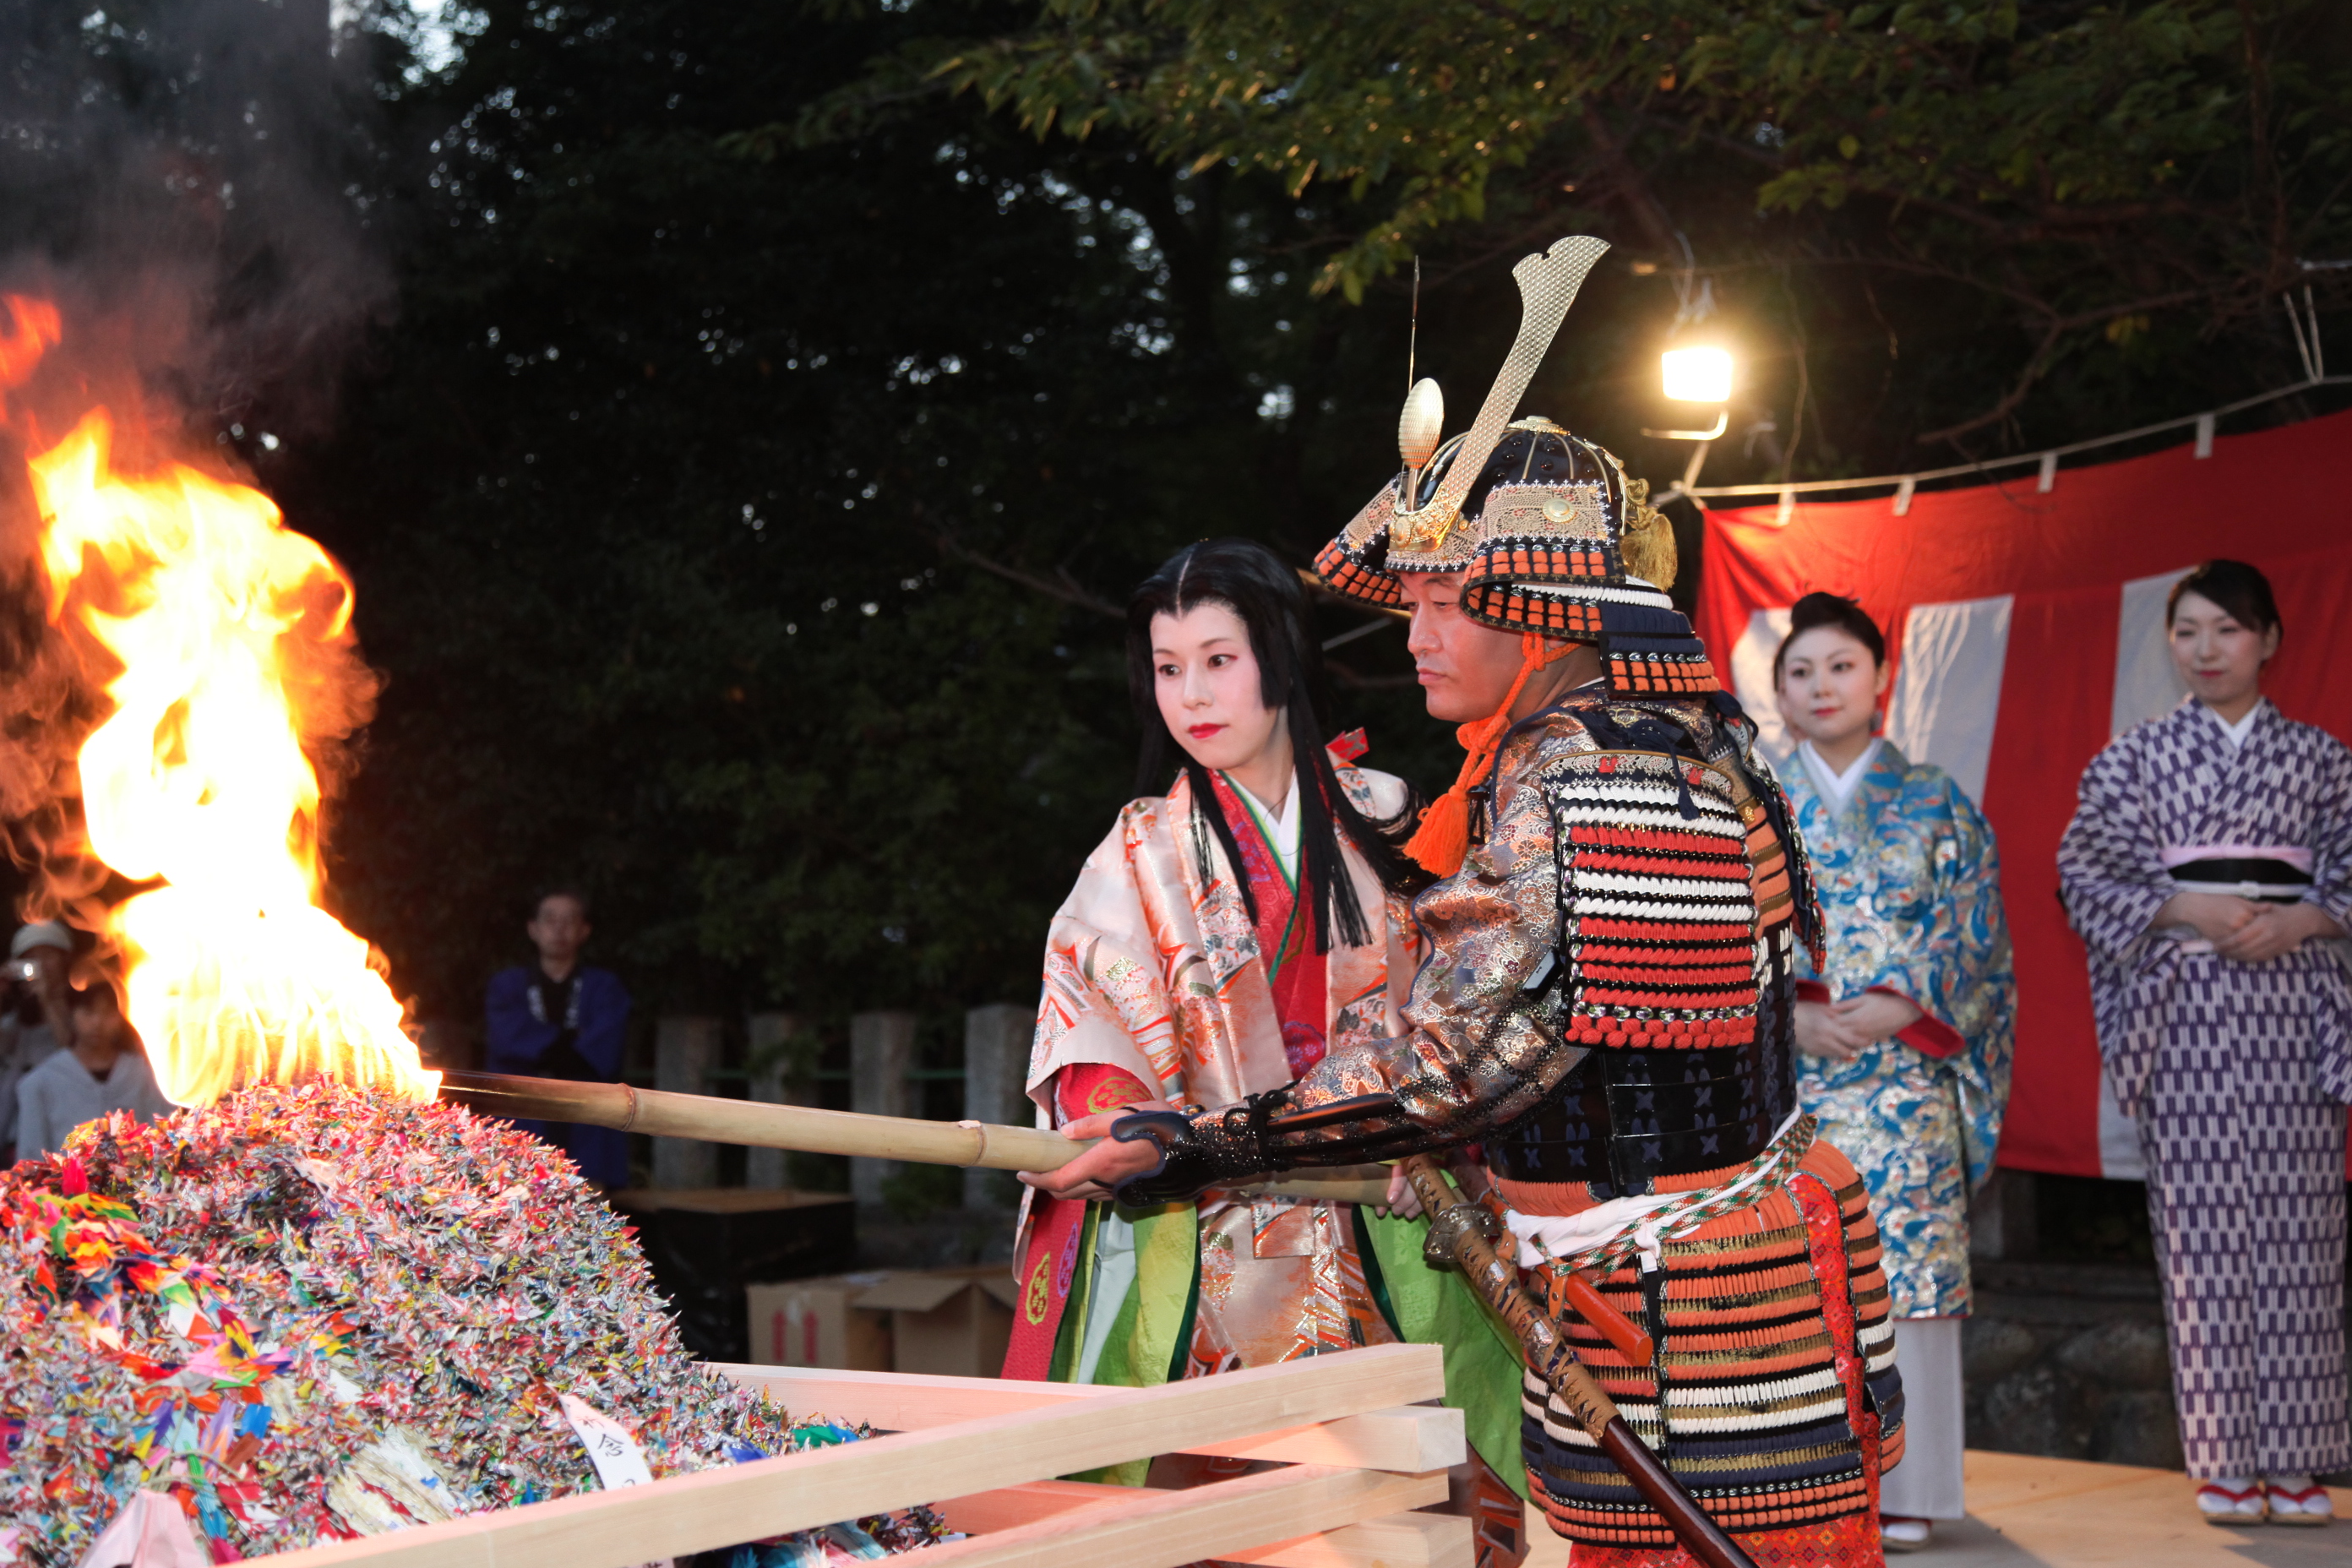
xmin=2058 ymin=697 xmax=2352 ymax=1479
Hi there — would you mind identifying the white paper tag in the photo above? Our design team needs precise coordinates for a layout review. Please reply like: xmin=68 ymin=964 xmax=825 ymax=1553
xmin=558 ymin=1394 xmax=655 ymax=1489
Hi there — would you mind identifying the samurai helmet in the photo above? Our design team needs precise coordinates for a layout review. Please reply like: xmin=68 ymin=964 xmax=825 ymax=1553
xmin=1312 ymin=235 xmax=1717 ymax=697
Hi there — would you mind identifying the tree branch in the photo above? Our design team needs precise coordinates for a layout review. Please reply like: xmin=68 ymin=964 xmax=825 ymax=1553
xmin=930 ymin=529 xmax=1122 ymax=618
xmin=1916 ymin=288 xmax=2215 ymax=445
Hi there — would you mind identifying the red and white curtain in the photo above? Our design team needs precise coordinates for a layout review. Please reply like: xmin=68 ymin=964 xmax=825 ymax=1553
xmin=1694 ymin=408 xmax=2352 ymax=1178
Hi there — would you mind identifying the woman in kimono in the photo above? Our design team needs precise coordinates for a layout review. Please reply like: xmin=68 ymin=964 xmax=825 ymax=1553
xmin=1004 ymin=538 xmax=1526 ymax=1561
xmin=1775 ymin=592 xmax=2015 ymax=1554
xmin=2059 ymin=559 xmax=2352 ymax=1527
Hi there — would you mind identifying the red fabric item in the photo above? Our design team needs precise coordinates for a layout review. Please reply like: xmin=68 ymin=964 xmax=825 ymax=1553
xmin=1793 ymin=979 xmax=1832 ymax=1005
xmin=999 ymin=1191 xmax=1083 ymax=1380
xmin=1791 ymin=1168 xmax=1881 ymax=1521
xmin=1206 ymin=770 xmax=1330 ymax=1075
xmin=1326 ymin=727 xmax=1371 ymax=763
xmin=1878 ymin=988 xmax=1966 ymax=1060
xmin=1696 ymin=406 xmax=2352 ymax=1176
xmin=999 ymin=1064 xmax=1157 ymax=1380
xmin=1055 ymin=1062 xmax=1154 ymax=1122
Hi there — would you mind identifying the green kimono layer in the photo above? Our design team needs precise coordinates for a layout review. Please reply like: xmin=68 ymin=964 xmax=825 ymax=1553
xmin=1047 ymin=1199 xmax=1526 ymax=1496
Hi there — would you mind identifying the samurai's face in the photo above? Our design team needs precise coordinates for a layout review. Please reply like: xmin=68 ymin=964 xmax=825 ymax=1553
xmin=1399 ymin=571 xmax=1527 ymax=723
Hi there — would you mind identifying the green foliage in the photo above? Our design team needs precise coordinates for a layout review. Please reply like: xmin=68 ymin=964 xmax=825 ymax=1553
xmin=801 ymin=0 xmax=2352 ymax=444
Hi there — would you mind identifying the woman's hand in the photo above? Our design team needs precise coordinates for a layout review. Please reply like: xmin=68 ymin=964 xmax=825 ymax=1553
xmin=1832 ymin=989 xmax=1922 ymax=1044
xmin=1794 ymin=1000 xmax=1867 ymax=1061
xmin=2213 ymin=901 xmax=2347 ymax=965
xmin=1379 ymin=1163 xmax=1424 ymax=1221
xmin=1796 ymin=992 xmax=1923 ymax=1060
xmin=1019 ymin=1099 xmax=1180 ymax=1201
xmin=2156 ymin=891 xmax=2262 ymax=945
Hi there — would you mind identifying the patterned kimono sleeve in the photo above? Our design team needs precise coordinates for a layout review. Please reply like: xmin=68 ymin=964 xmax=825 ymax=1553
xmin=1029 ymin=808 xmax=1184 ymax=1112
xmin=1867 ymin=781 xmax=2017 ymax=1184
xmin=2056 ymin=733 xmax=2174 ymax=966
xmin=1249 ymin=721 xmax=1579 ymax=1162
xmin=2304 ymin=733 xmax=2352 ymax=932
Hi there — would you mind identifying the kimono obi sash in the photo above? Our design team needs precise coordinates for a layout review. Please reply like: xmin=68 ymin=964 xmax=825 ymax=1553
xmin=2161 ymin=843 xmax=2314 ymax=904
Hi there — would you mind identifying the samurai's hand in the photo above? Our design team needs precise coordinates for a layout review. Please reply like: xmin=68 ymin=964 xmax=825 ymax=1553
xmin=1108 ymin=1101 xmax=1277 ymax=1207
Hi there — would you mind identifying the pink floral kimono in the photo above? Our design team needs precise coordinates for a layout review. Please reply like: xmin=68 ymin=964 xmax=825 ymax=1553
xmin=1004 ymin=750 xmax=1418 ymax=1387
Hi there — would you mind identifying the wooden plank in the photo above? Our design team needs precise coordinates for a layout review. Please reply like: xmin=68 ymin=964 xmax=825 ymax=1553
xmin=1232 ymin=1510 xmax=1473 ymax=1568
xmin=719 ymin=1366 xmax=1462 ymax=1471
xmin=932 ymin=1478 xmax=1473 ymax=1568
xmin=1185 ymin=1405 xmax=1463 ymax=1473
xmin=931 ymin=1479 xmax=1156 ymax=1536
xmin=902 ymin=1464 xmax=1448 ymax=1568
xmin=713 ymin=1364 xmax=1105 ymax=1429
xmin=256 ymin=1342 xmax=1445 ymax=1568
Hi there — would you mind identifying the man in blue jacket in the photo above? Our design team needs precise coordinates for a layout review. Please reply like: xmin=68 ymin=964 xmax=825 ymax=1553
xmin=486 ymin=889 xmax=631 ymax=1188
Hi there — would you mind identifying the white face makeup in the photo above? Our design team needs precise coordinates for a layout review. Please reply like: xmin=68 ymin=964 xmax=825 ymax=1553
xmin=1151 ymin=601 xmax=1288 ymax=781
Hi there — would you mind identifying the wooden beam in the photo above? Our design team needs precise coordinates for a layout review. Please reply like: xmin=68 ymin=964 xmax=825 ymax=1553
xmin=905 ymin=1463 xmax=1448 ymax=1568
xmin=1233 ymin=1510 xmax=1473 ymax=1568
xmin=714 ymin=1363 xmax=1104 ymax=1429
xmin=717 ymin=1367 xmax=1464 ymax=1472
xmin=1184 ymin=1404 xmax=1464 ymax=1473
xmin=932 ymin=1479 xmax=1160 ymax=1535
xmin=934 ymin=1483 xmax=1473 ymax=1568
xmin=258 ymin=1343 xmax=1446 ymax=1568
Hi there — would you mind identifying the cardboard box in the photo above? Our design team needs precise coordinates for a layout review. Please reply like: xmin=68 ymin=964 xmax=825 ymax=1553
xmin=858 ymin=1266 xmax=1020 ymax=1379
xmin=743 ymin=1266 xmax=1020 ymax=1378
xmin=746 ymin=1272 xmax=895 ymax=1372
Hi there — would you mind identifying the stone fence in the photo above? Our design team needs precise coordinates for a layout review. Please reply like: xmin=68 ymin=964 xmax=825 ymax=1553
xmin=643 ymin=1006 xmax=1033 ymax=1208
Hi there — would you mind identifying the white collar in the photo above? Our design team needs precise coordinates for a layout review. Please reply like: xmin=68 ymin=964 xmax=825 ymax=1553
xmin=1232 ymin=774 xmax=1302 ymax=879
xmin=1799 ymin=738 xmax=1881 ymax=815
xmin=2199 ymin=699 xmax=2267 ymax=750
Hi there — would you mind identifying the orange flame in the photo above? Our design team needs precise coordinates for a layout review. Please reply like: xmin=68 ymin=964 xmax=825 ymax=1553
xmin=0 ymin=297 xmax=63 ymax=391
xmin=25 ymin=404 xmax=438 ymax=1108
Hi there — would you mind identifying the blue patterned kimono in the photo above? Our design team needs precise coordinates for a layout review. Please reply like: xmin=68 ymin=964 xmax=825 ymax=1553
xmin=1787 ymin=741 xmax=2016 ymax=1319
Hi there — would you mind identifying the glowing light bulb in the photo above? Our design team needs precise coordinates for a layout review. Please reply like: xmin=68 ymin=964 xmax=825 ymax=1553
xmin=1661 ymin=346 xmax=1734 ymax=405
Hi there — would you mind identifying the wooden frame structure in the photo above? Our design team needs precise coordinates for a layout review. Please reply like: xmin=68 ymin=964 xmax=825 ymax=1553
xmin=259 ymin=1342 xmax=1466 ymax=1568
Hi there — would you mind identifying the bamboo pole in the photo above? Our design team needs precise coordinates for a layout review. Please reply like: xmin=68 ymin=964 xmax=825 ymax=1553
xmin=437 ymin=1071 xmax=1391 ymax=1205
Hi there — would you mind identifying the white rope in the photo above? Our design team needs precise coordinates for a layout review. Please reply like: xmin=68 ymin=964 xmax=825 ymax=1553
xmin=1667 ymin=373 xmax=2352 ymax=508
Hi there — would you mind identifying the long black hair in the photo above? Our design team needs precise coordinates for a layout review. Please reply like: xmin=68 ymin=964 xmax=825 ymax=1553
xmin=1127 ymin=539 xmax=1418 ymax=951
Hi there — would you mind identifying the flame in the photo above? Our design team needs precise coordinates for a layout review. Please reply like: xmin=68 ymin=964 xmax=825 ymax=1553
xmin=24 ymin=403 xmax=438 ymax=1107
xmin=0 ymin=297 xmax=63 ymax=391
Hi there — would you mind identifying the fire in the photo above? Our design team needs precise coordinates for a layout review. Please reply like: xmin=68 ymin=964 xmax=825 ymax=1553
xmin=21 ymin=389 xmax=437 ymax=1107
xmin=0 ymin=297 xmax=62 ymax=390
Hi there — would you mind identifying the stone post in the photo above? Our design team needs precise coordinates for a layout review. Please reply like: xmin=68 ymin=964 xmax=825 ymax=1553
xmin=849 ymin=1010 xmax=917 ymax=1205
xmin=651 ymin=1015 xmax=721 ymax=1190
xmin=743 ymin=1012 xmax=806 ymax=1190
xmin=962 ymin=1002 xmax=1033 ymax=1210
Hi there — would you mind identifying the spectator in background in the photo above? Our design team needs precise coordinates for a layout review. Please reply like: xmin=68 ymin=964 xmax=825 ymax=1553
xmin=486 ymin=888 xmax=630 ymax=1189
xmin=15 ymin=983 xmax=172 ymax=1159
xmin=2060 ymin=560 xmax=2352 ymax=1527
xmin=1774 ymin=594 xmax=2016 ymax=1554
xmin=0 ymin=921 xmax=78 ymax=1162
